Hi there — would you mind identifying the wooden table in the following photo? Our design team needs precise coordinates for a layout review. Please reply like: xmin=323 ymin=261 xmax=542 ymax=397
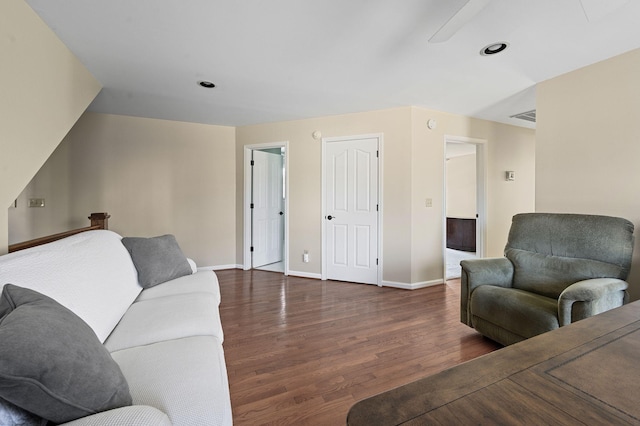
xmin=347 ymin=301 xmax=640 ymax=425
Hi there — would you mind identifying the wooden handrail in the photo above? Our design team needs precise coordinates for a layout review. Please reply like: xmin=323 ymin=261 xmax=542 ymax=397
xmin=8 ymin=212 xmax=110 ymax=253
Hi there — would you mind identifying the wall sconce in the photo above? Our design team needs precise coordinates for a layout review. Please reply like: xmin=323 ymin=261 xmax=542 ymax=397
xmin=506 ymin=171 xmax=515 ymax=181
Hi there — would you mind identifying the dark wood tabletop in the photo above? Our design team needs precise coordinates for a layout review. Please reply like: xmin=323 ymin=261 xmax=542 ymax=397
xmin=348 ymin=300 xmax=640 ymax=425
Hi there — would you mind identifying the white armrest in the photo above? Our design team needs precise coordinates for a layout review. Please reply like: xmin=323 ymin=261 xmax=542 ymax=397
xmin=61 ymin=406 xmax=171 ymax=426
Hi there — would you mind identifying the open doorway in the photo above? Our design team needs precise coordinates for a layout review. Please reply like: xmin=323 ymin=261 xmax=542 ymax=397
xmin=243 ymin=142 xmax=289 ymax=274
xmin=444 ymin=136 xmax=486 ymax=280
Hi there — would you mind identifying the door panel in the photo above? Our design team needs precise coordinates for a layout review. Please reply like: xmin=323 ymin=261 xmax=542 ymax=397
xmin=355 ymin=225 xmax=371 ymax=268
xmin=325 ymin=137 xmax=378 ymax=284
xmin=333 ymin=224 xmax=348 ymax=266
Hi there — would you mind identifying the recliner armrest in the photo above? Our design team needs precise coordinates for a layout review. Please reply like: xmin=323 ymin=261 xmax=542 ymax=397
xmin=460 ymin=257 xmax=514 ymax=326
xmin=558 ymin=278 xmax=629 ymax=326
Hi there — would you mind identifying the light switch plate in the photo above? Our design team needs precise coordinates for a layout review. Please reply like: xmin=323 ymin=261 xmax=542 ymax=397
xmin=28 ymin=198 xmax=45 ymax=207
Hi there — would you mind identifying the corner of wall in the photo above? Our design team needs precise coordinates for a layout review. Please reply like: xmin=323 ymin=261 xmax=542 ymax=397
xmin=0 ymin=209 xmax=7 ymax=255
xmin=1 ymin=0 xmax=101 ymax=252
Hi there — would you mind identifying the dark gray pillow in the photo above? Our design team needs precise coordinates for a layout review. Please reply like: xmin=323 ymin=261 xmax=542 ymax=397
xmin=0 ymin=284 xmax=132 ymax=424
xmin=121 ymin=234 xmax=193 ymax=288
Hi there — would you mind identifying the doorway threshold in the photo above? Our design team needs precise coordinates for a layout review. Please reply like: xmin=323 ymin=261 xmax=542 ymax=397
xmin=255 ymin=261 xmax=284 ymax=273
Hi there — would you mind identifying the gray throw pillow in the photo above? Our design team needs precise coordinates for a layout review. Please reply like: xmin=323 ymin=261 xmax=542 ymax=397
xmin=121 ymin=234 xmax=193 ymax=288
xmin=0 ymin=284 xmax=132 ymax=424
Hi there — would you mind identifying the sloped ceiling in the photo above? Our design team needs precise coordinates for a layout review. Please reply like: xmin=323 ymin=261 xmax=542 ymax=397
xmin=25 ymin=0 xmax=640 ymax=128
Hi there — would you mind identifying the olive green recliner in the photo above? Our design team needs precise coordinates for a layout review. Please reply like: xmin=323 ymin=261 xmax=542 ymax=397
xmin=461 ymin=213 xmax=635 ymax=346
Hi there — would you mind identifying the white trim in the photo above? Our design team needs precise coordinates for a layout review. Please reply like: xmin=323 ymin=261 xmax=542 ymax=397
xmin=443 ymin=135 xmax=488 ymax=281
xmin=378 ymin=136 xmax=384 ymax=287
xmin=287 ymin=270 xmax=322 ymax=280
xmin=243 ymin=142 xmax=290 ymax=275
xmin=321 ymin=133 xmax=384 ymax=286
xmin=382 ymin=279 xmax=444 ymax=290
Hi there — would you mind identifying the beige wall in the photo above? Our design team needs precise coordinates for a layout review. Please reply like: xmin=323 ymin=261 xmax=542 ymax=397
xmin=410 ymin=107 xmax=535 ymax=284
xmin=536 ymin=48 xmax=640 ymax=300
xmin=0 ymin=0 xmax=101 ymax=252
xmin=10 ymin=112 xmax=237 ymax=268
xmin=10 ymin=105 xmax=533 ymax=284
xmin=9 ymin=139 xmax=73 ymax=243
xmin=446 ymin=154 xmax=476 ymax=219
xmin=483 ymin=119 xmax=538 ymax=256
xmin=237 ymin=107 xmax=535 ymax=285
xmin=236 ymin=108 xmax=414 ymax=282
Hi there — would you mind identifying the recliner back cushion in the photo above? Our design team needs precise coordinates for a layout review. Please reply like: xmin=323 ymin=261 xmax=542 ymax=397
xmin=505 ymin=213 xmax=634 ymax=299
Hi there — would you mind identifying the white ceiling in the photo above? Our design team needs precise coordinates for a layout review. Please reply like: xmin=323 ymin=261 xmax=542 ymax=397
xmin=25 ymin=0 xmax=640 ymax=129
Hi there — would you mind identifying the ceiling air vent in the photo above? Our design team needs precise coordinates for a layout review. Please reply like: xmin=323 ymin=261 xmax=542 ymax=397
xmin=510 ymin=109 xmax=536 ymax=123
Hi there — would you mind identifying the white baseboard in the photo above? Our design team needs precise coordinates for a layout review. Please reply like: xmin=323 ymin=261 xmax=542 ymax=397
xmin=199 ymin=266 xmax=443 ymax=289
xmin=381 ymin=279 xmax=444 ymax=290
xmin=287 ymin=270 xmax=322 ymax=280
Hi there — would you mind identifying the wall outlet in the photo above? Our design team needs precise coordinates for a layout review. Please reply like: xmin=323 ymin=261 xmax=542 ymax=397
xmin=425 ymin=198 xmax=433 ymax=208
xmin=303 ymin=251 xmax=309 ymax=263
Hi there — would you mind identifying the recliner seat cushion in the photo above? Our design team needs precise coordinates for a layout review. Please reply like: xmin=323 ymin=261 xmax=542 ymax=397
xmin=470 ymin=285 xmax=559 ymax=340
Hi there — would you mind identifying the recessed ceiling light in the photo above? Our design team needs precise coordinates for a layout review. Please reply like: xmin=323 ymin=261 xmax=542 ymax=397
xmin=480 ymin=42 xmax=509 ymax=56
xmin=198 ymin=81 xmax=216 ymax=88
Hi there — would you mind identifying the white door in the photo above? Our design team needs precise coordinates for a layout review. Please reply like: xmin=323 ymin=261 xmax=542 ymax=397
xmin=252 ymin=150 xmax=284 ymax=268
xmin=325 ymin=137 xmax=379 ymax=284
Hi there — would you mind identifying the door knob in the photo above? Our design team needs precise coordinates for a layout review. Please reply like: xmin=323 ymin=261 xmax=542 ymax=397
xmin=327 ymin=215 xmax=335 ymax=220
xmin=279 ymin=211 xmax=284 ymax=216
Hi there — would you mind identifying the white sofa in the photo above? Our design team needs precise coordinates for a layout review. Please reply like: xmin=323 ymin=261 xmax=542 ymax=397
xmin=0 ymin=230 xmax=232 ymax=425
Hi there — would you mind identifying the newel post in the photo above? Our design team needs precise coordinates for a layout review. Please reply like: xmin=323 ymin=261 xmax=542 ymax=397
xmin=88 ymin=212 xmax=110 ymax=230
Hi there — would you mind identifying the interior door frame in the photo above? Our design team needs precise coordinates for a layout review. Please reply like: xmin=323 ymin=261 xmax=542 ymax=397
xmin=243 ymin=142 xmax=289 ymax=274
xmin=321 ymin=133 xmax=384 ymax=286
xmin=443 ymin=135 xmax=487 ymax=280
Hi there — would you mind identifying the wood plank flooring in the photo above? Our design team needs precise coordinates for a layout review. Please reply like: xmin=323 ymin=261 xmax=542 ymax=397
xmin=216 ymin=269 xmax=501 ymax=425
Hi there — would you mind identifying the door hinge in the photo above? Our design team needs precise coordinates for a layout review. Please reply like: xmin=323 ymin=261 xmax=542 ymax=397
xmin=250 ymin=160 xmax=255 ymax=166
xmin=376 ymin=204 xmax=379 ymax=211
xmin=250 ymin=203 xmax=254 ymax=209
xmin=250 ymin=246 xmax=254 ymax=252
xmin=376 ymin=258 xmax=379 ymax=265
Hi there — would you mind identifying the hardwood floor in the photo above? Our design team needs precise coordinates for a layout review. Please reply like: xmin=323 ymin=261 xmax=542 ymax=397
xmin=217 ymin=269 xmax=501 ymax=425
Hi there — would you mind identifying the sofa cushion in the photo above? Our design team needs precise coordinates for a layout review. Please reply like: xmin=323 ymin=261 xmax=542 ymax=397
xmin=111 ymin=336 xmax=232 ymax=426
xmin=0 ymin=285 xmax=132 ymax=424
xmin=105 ymin=292 xmax=224 ymax=352
xmin=122 ymin=234 xmax=192 ymax=288
xmin=470 ymin=285 xmax=559 ymax=340
xmin=0 ymin=230 xmax=141 ymax=343
xmin=135 ymin=270 xmax=221 ymax=304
